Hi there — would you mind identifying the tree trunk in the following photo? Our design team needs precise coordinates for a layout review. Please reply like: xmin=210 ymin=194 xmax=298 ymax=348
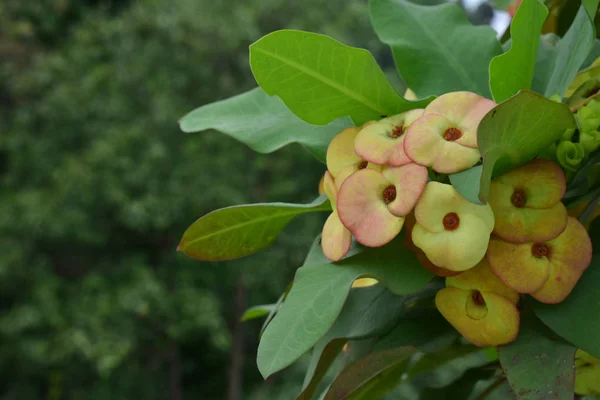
xmin=169 ymin=340 xmax=182 ymax=400
xmin=227 ymin=278 xmax=247 ymax=400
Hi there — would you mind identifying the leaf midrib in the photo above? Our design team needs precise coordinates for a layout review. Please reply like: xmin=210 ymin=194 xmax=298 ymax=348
xmin=252 ymin=46 xmax=389 ymax=116
xmin=182 ymin=206 xmax=328 ymax=249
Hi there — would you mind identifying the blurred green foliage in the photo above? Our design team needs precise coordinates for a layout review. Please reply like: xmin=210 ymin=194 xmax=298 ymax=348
xmin=0 ymin=0 xmax=385 ymax=398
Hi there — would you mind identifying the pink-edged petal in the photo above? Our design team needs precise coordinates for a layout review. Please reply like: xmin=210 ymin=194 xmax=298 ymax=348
xmin=337 ymin=169 xmax=404 ymax=247
xmin=424 ymin=92 xmax=489 ymax=125
xmin=404 ymin=113 xmax=449 ymax=166
xmin=321 ymin=211 xmax=352 ymax=262
xmin=326 ymin=126 xmax=362 ymax=177
xmin=424 ymin=92 xmax=495 ymax=149
xmin=532 ymin=217 xmax=593 ymax=304
xmin=459 ymin=98 xmax=496 ymax=148
xmin=432 ymin=141 xmax=481 ymax=174
xmin=354 ymin=110 xmax=424 ymax=167
xmin=334 ymin=163 xmax=382 ymax=190
xmin=323 ymin=171 xmax=337 ymax=209
xmin=486 ymin=237 xmax=550 ymax=294
xmin=382 ymin=163 xmax=428 ymax=217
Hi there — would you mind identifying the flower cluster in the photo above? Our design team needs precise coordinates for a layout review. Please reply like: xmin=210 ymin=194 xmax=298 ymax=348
xmin=435 ymin=160 xmax=592 ymax=347
xmin=320 ymin=91 xmax=495 ymax=261
xmin=320 ymin=92 xmax=594 ymax=348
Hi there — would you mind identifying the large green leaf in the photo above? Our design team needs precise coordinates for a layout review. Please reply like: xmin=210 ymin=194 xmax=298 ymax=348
xmin=257 ymin=238 xmax=434 ymax=378
xmin=369 ymin=0 xmax=502 ymax=98
xmin=477 ymin=90 xmax=577 ymax=203
xmin=533 ymin=255 xmax=600 ymax=359
xmin=250 ymin=30 xmax=431 ymax=126
xmin=543 ymin=0 xmax=599 ymax=97
xmin=489 ymin=0 xmax=548 ymax=103
xmin=299 ymin=284 xmax=406 ymax=400
xmin=323 ymin=347 xmax=417 ymax=400
xmin=498 ymin=313 xmax=576 ymax=400
xmin=179 ymin=87 xmax=353 ymax=162
xmin=449 ymin=165 xmax=484 ymax=205
xmin=178 ymin=195 xmax=330 ymax=261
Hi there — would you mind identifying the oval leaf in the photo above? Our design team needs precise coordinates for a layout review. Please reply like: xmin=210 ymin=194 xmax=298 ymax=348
xmin=533 ymin=255 xmax=600 ymax=359
xmin=178 ymin=196 xmax=331 ymax=261
xmin=477 ymin=90 xmax=576 ymax=203
xmin=179 ymin=87 xmax=353 ymax=162
xmin=489 ymin=0 xmax=548 ymax=103
xmin=257 ymin=238 xmax=434 ymax=378
xmin=498 ymin=313 xmax=576 ymax=400
xmin=250 ymin=29 xmax=432 ymax=126
xmin=369 ymin=0 xmax=502 ymax=98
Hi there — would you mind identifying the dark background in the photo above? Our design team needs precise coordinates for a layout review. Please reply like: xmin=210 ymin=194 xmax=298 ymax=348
xmin=0 ymin=0 xmax=499 ymax=399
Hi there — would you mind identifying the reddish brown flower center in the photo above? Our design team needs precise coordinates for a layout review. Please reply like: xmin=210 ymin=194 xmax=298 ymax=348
xmin=472 ymin=290 xmax=485 ymax=306
xmin=390 ymin=125 xmax=404 ymax=139
xmin=383 ymin=185 xmax=397 ymax=204
xmin=358 ymin=161 xmax=368 ymax=170
xmin=511 ymin=189 xmax=527 ymax=208
xmin=532 ymin=243 xmax=550 ymax=258
xmin=443 ymin=127 xmax=462 ymax=141
xmin=443 ymin=212 xmax=460 ymax=230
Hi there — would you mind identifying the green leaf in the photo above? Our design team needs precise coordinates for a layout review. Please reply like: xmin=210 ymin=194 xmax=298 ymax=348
xmin=477 ymin=90 xmax=577 ymax=203
xmin=385 ymin=346 xmax=489 ymax=398
xmin=242 ymin=304 xmax=277 ymax=322
xmin=531 ymin=34 xmax=560 ymax=95
xmin=369 ymin=0 xmax=502 ymax=98
xmin=489 ymin=0 xmax=548 ymax=103
xmin=323 ymin=347 xmax=417 ymax=400
xmin=582 ymin=39 xmax=600 ymax=70
xmin=299 ymin=284 xmax=406 ymax=400
xmin=449 ymin=165 xmax=484 ymax=205
xmin=543 ymin=1 xmax=599 ymax=97
xmin=419 ymin=367 xmax=496 ymax=400
xmin=298 ymin=339 xmax=347 ymax=400
xmin=178 ymin=87 xmax=353 ymax=163
xmin=178 ymin=195 xmax=331 ymax=261
xmin=260 ymin=282 xmax=293 ymax=338
xmin=489 ymin=0 xmax=513 ymax=9
xmin=498 ymin=313 xmax=576 ymax=400
xmin=257 ymin=237 xmax=434 ymax=378
xmin=564 ymin=151 xmax=600 ymax=201
xmin=374 ymin=311 xmax=455 ymax=353
xmin=532 ymin=255 xmax=600 ymax=359
xmin=249 ymin=30 xmax=431 ymax=126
